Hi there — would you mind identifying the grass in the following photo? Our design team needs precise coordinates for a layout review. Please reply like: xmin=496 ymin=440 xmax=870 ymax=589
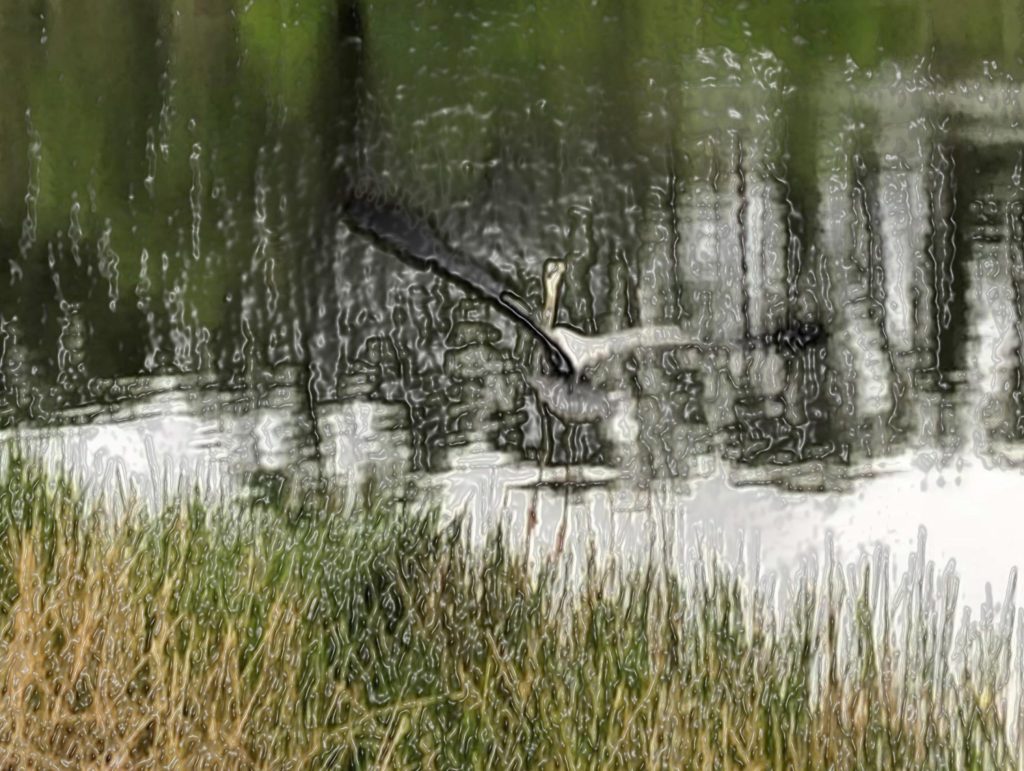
xmin=0 ymin=460 xmax=1018 ymax=769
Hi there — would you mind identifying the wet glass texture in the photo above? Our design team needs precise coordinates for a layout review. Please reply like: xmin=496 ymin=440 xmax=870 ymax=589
xmin=4 ymin=2 xmax=1024 ymax=767
xmin=1 ymin=0 xmax=1024 ymax=584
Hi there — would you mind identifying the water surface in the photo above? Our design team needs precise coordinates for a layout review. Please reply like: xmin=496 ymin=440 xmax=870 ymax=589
xmin=2 ymin=1 xmax=1024 ymax=602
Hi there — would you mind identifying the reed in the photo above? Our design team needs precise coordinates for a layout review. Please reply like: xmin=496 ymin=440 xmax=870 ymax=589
xmin=0 ymin=460 xmax=1017 ymax=769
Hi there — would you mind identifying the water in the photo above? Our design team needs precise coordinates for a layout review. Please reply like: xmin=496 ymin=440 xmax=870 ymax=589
xmin=2 ymin=1 xmax=1024 ymax=605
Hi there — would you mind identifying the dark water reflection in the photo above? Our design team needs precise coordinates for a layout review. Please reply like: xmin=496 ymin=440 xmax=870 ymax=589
xmin=3 ymin=1 xmax=1024 ymax=498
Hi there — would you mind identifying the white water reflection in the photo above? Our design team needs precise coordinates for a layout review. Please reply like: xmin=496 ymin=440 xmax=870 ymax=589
xmin=0 ymin=383 xmax=408 ymax=511
xmin=434 ymin=441 xmax=1024 ymax=611
xmin=3 ymin=390 xmax=230 ymax=507
xmin=6 ymin=380 xmax=1017 ymax=613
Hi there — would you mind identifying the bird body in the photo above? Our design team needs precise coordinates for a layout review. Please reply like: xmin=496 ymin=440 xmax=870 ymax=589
xmin=547 ymin=322 xmax=696 ymax=372
xmin=538 ymin=258 xmax=698 ymax=372
xmin=524 ymin=257 xmax=673 ymax=463
xmin=535 ymin=258 xmax=825 ymax=372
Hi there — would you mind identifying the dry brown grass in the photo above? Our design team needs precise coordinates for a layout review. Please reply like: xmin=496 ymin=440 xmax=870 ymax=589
xmin=0 ymin=462 xmax=1018 ymax=769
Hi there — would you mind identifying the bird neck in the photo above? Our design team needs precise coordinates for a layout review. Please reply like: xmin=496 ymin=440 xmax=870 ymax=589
xmin=542 ymin=273 xmax=563 ymax=329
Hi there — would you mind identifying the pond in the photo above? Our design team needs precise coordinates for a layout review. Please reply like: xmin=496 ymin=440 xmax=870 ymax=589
xmin=2 ymin=0 xmax=1024 ymax=606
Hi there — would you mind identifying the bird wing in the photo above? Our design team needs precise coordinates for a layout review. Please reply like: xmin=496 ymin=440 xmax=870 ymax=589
xmin=341 ymin=188 xmax=575 ymax=375
xmin=554 ymin=325 xmax=692 ymax=370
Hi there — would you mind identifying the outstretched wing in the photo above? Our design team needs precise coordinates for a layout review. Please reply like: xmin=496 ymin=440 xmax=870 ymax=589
xmin=340 ymin=186 xmax=575 ymax=375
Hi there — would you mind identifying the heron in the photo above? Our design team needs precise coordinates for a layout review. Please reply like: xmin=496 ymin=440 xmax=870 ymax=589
xmin=520 ymin=257 xmax=652 ymax=461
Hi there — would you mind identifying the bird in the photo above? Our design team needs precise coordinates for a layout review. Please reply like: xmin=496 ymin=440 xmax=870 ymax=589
xmin=520 ymin=254 xmax=830 ymax=444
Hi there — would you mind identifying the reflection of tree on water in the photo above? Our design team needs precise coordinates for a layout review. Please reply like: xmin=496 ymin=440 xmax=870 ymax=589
xmin=6 ymin=0 xmax=1024 ymax=488
xmin=11 ymin=121 xmax=1024 ymax=481
xmin=956 ymin=143 xmax=1024 ymax=447
xmin=1004 ymin=195 xmax=1024 ymax=441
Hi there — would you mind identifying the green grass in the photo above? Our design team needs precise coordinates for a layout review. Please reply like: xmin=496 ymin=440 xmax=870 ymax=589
xmin=0 ymin=459 xmax=1018 ymax=769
